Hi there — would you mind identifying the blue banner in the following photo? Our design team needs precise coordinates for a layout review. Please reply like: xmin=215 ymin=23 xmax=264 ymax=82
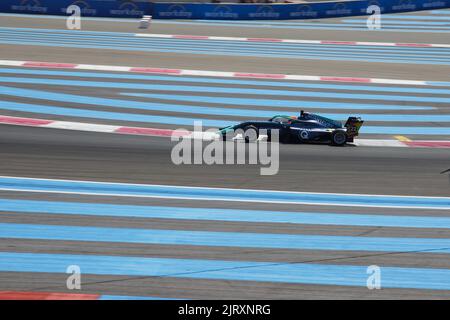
xmin=0 ymin=0 xmax=449 ymax=20
xmin=0 ymin=0 xmax=152 ymax=18
xmin=152 ymin=0 xmax=450 ymax=20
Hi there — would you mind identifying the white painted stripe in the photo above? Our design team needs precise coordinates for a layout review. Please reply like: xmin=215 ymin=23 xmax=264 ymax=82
xmin=355 ymin=41 xmax=396 ymax=46
xmin=209 ymin=36 xmax=249 ymax=41
xmin=1 ymin=175 xmax=448 ymax=200
xmin=353 ymin=139 xmax=407 ymax=147
xmin=180 ymin=70 xmax=234 ymax=77
xmin=43 ymin=121 xmax=120 ymax=133
xmin=370 ymin=78 xmax=428 ymax=86
xmin=135 ymin=33 xmax=172 ymax=39
xmin=133 ymin=33 xmax=450 ymax=48
xmin=431 ymin=43 xmax=450 ymax=48
xmin=0 ymin=187 xmax=447 ymax=210
xmin=75 ymin=64 xmax=132 ymax=72
xmin=285 ymin=75 xmax=322 ymax=81
xmin=282 ymin=39 xmax=322 ymax=44
xmin=183 ymin=131 xmax=219 ymax=140
xmin=0 ymin=60 xmax=26 ymax=66
xmin=0 ymin=175 xmax=448 ymax=210
xmin=0 ymin=59 xmax=436 ymax=86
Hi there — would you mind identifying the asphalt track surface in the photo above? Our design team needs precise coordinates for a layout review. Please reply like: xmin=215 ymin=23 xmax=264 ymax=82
xmin=0 ymin=11 xmax=449 ymax=299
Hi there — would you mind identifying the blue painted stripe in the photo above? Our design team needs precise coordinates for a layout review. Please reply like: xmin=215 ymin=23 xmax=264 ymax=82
xmin=0 ymin=76 xmax=448 ymax=103
xmin=17 ymin=18 xmax=421 ymax=33
xmin=0 ymin=85 xmax=447 ymax=122
xmin=431 ymin=10 xmax=450 ymax=14
xmin=2 ymin=252 xmax=450 ymax=290
xmin=2 ymin=38 xmax=449 ymax=66
xmin=1 ymin=222 xmax=450 ymax=253
xmin=0 ymin=85 xmax=280 ymax=119
xmin=0 ymin=27 xmax=138 ymax=37
xmin=0 ymin=176 xmax=448 ymax=209
xmin=123 ymin=93 xmax=450 ymax=121
xmin=0 ymin=37 xmax=447 ymax=64
xmin=1 ymin=100 xmax=449 ymax=135
xmin=0 ymin=100 xmax=231 ymax=127
xmin=172 ymin=20 xmax=450 ymax=32
xmin=1 ymin=28 xmax=450 ymax=65
xmin=8 ymin=31 xmax=450 ymax=58
xmin=429 ymin=81 xmax=450 ymax=87
xmin=0 ymin=39 xmax=450 ymax=65
xmin=120 ymin=92 xmax=433 ymax=111
xmin=3 ymin=24 xmax=450 ymax=36
xmin=2 ymin=199 xmax=450 ymax=229
xmin=0 ymin=67 xmax=449 ymax=95
xmin=3 ymin=29 xmax=450 ymax=58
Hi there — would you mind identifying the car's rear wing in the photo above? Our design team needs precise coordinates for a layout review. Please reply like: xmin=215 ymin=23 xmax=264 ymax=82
xmin=345 ymin=117 xmax=364 ymax=142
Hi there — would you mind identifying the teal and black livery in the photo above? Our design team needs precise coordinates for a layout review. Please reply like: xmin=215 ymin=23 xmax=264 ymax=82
xmin=218 ymin=111 xmax=364 ymax=146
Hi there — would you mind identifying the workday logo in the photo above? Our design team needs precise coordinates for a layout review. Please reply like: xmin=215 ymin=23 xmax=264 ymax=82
xmin=12 ymin=0 xmax=47 ymax=13
xmin=392 ymin=0 xmax=416 ymax=11
xmin=326 ymin=3 xmax=352 ymax=16
xmin=110 ymin=0 xmax=145 ymax=16
xmin=290 ymin=5 xmax=318 ymax=18
xmin=158 ymin=4 xmax=192 ymax=18
xmin=61 ymin=1 xmax=97 ymax=16
xmin=249 ymin=6 xmax=280 ymax=19
xmin=422 ymin=0 xmax=446 ymax=8
xmin=205 ymin=5 xmax=239 ymax=19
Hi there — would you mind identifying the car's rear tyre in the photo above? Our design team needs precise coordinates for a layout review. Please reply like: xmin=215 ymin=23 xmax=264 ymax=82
xmin=331 ymin=130 xmax=347 ymax=146
xmin=244 ymin=125 xmax=259 ymax=143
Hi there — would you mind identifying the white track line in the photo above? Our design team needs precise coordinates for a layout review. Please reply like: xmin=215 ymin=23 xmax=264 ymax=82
xmin=135 ymin=33 xmax=450 ymax=48
xmin=0 ymin=59 xmax=432 ymax=85
xmin=2 ymin=115 xmax=450 ymax=148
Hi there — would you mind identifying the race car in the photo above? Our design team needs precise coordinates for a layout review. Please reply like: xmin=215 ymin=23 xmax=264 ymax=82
xmin=218 ymin=111 xmax=364 ymax=146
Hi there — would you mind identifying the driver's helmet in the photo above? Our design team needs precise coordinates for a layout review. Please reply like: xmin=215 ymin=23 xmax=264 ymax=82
xmin=299 ymin=110 xmax=309 ymax=119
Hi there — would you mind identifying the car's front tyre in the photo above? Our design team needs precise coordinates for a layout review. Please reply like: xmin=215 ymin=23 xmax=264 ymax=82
xmin=243 ymin=125 xmax=259 ymax=143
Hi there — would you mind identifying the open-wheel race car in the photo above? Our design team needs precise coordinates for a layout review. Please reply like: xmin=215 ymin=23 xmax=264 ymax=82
xmin=218 ymin=111 xmax=364 ymax=146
